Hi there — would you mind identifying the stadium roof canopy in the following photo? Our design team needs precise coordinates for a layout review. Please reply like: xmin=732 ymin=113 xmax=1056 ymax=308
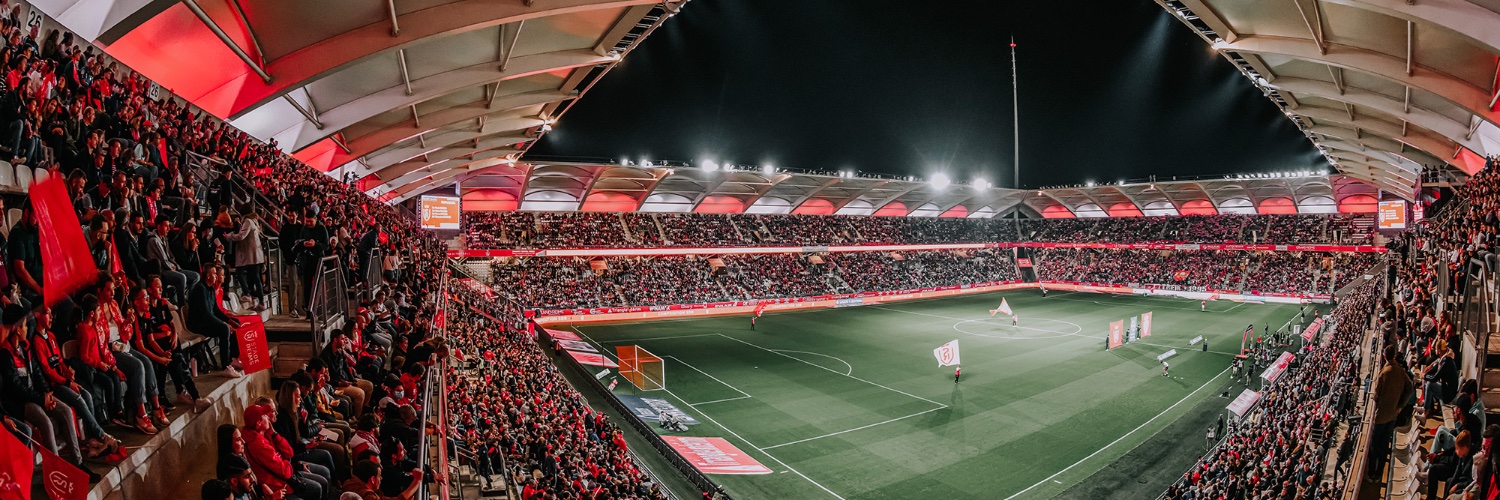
xmin=31 ymin=0 xmax=686 ymax=194
xmin=1155 ymin=0 xmax=1500 ymax=195
xmin=437 ymin=161 xmax=1382 ymax=218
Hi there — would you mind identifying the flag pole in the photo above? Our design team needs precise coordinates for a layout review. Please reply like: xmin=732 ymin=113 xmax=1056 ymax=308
xmin=1010 ymin=36 xmax=1021 ymax=240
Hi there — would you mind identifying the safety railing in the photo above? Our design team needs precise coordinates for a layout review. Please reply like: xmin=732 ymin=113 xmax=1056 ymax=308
xmin=308 ymin=255 xmax=347 ymax=351
xmin=365 ymin=247 xmax=385 ymax=300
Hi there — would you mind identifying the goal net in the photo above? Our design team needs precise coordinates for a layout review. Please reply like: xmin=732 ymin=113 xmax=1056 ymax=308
xmin=616 ymin=345 xmax=665 ymax=391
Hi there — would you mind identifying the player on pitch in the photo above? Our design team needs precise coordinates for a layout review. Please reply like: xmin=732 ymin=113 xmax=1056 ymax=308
xmin=954 ymin=365 xmax=961 ymax=383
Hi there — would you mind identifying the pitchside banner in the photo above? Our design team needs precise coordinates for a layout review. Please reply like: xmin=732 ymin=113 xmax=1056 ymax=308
xmin=544 ymin=328 xmax=582 ymax=341
xmin=1108 ymin=320 xmax=1125 ymax=349
xmin=660 ymin=436 xmax=772 ymax=475
xmin=567 ymin=350 xmax=619 ymax=368
xmin=1141 ymin=311 xmax=1153 ymax=338
xmin=1128 ymin=316 xmax=1139 ymax=342
xmin=557 ymin=340 xmax=598 ymax=353
xmin=617 ymin=395 xmax=701 ymax=425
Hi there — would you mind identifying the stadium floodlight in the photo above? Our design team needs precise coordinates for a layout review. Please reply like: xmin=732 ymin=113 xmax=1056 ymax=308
xmin=1085 ymin=180 xmax=1096 ymax=187
xmin=931 ymin=173 xmax=951 ymax=190
xmin=762 ymin=164 xmax=775 ymax=176
xmin=701 ymin=160 xmax=720 ymax=172
xmin=973 ymin=179 xmax=990 ymax=189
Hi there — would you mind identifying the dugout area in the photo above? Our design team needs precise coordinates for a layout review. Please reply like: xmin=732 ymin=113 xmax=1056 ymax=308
xmin=557 ymin=290 xmax=1313 ymax=499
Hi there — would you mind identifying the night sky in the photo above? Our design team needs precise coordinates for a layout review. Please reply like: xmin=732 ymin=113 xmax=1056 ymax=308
xmin=527 ymin=1 xmax=1329 ymax=189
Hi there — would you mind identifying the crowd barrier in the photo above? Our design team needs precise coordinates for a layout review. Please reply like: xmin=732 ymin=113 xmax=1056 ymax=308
xmin=449 ymin=242 xmax=1387 ymax=259
xmin=528 ymin=280 xmax=1331 ymax=324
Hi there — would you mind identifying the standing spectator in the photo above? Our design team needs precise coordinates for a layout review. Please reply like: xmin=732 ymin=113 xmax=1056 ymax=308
xmin=226 ymin=210 xmax=270 ymax=309
xmin=1369 ymin=346 xmax=1413 ymax=481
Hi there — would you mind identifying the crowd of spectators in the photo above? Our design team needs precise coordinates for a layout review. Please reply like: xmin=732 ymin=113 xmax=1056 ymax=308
xmin=0 ymin=11 xmax=459 ymax=498
xmin=462 ymin=212 xmax=1377 ymax=249
xmin=1355 ymin=156 xmax=1500 ymax=499
xmin=1031 ymin=248 xmax=1376 ymax=295
xmin=444 ymin=284 xmax=668 ymax=500
xmin=1164 ymin=280 xmax=1379 ymax=500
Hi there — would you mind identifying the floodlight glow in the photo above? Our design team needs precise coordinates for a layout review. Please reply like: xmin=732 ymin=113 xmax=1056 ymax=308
xmin=762 ymin=164 xmax=775 ymax=176
xmin=1085 ymin=180 xmax=1096 ymax=187
xmin=973 ymin=179 xmax=990 ymax=189
xmin=931 ymin=173 xmax=951 ymax=190
xmin=701 ymin=160 xmax=719 ymax=172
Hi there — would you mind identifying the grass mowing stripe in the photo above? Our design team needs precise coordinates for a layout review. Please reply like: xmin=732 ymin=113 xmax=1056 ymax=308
xmin=1001 ymin=366 xmax=1232 ymax=500
xmin=761 ymin=406 xmax=950 ymax=450
xmin=715 ymin=334 xmax=950 ymax=408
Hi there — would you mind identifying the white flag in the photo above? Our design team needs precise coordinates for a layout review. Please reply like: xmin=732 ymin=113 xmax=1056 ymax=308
xmin=989 ymin=298 xmax=1013 ymax=317
xmin=933 ymin=340 xmax=961 ymax=367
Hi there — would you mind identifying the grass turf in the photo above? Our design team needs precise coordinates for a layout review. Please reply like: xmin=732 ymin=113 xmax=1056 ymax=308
xmin=563 ymin=289 xmax=1306 ymax=499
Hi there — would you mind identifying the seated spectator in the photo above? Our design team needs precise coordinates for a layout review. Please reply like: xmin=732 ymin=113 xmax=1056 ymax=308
xmin=0 ymin=303 xmax=90 ymax=477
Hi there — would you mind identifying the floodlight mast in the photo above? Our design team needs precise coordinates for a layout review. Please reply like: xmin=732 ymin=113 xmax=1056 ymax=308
xmin=1010 ymin=36 xmax=1021 ymax=240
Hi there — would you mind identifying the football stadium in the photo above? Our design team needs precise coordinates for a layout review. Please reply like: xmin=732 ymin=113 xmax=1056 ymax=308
xmin=0 ymin=1 xmax=1495 ymax=500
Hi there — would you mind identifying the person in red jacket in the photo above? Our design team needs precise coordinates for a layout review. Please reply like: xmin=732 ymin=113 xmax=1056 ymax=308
xmin=73 ymin=294 xmax=158 ymax=435
xmin=30 ymin=303 xmax=119 ymax=458
xmin=243 ymin=404 xmax=326 ymax=500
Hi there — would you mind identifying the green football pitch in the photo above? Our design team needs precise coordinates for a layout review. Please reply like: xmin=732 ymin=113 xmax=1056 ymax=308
xmin=563 ymin=290 xmax=1308 ymax=499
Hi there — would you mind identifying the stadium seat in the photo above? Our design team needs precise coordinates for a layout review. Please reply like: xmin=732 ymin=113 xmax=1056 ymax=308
xmin=33 ymin=167 xmax=48 ymax=184
xmin=13 ymin=165 xmax=31 ymax=193
xmin=0 ymin=161 xmax=14 ymax=190
xmin=5 ymin=208 xmax=19 ymax=232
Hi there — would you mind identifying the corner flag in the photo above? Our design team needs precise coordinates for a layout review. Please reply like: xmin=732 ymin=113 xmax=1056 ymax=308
xmin=990 ymin=298 xmax=1013 ymax=317
xmin=933 ymin=340 xmax=961 ymax=367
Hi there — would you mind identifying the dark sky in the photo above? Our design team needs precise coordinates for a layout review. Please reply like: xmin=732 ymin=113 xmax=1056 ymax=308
xmin=528 ymin=0 xmax=1328 ymax=189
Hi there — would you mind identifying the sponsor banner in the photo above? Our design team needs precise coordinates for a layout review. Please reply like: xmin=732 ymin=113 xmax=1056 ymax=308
xmin=1260 ymin=352 xmax=1295 ymax=382
xmin=448 ymin=241 xmax=1386 ymax=258
xmin=1016 ymin=258 xmax=1033 ymax=268
xmin=557 ymin=340 xmax=598 ymax=353
xmin=1128 ymin=316 xmax=1139 ymax=342
xmin=595 ymin=369 xmax=611 ymax=379
xmin=1227 ymin=389 xmax=1261 ymax=417
xmin=235 ymin=315 xmax=272 ymax=375
xmin=617 ymin=395 xmax=700 ymax=425
xmin=1108 ymin=320 xmax=1125 ymax=349
xmin=834 ymin=297 xmax=864 ymax=308
xmin=660 ymin=436 xmax=773 ymax=475
xmin=1189 ymin=335 xmax=1204 ymax=345
xmin=566 ymin=351 xmax=619 ymax=368
xmin=1156 ymin=349 xmax=1177 ymax=361
xmin=544 ymin=328 xmax=582 ymax=341
xmin=1141 ymin=311 xmax=1153 ymax=338
xmin=533 ymin=280 xmax=1332 ymax=324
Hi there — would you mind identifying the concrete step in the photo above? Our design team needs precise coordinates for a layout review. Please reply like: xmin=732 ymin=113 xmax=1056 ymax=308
xmin=1484 ymin=369 xmax=1500 ymax=388
xmin=1482 ymin=387 xmax=1500 ymax=412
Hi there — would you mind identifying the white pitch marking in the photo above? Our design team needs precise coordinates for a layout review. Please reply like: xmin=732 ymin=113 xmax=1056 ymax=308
xmin=716 ymin=334 xmax=949 ymax=408
xmin=1001 ymin=367 xmax=1232 ymax=500
xmin=687 ymin=396 xmax=752 ymax=406
xmin=761 ymin=406 xmax=948 ymax=450
xmin=665 ymin=355 xmax=753 ymax=399
xmin=771 ymin=349 xmax=855 ymax=376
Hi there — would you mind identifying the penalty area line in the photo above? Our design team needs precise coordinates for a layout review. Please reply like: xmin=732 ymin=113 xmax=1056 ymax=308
xmin=762 ymin=406 xmax=948 ymax=450
xmin=1001 ymin=366 xmax=1231 ymax=500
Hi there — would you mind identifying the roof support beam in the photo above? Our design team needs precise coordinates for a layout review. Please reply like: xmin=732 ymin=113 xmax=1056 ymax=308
xmin=869 ymin=184 xmax=926 ymax=216
xmin=398 ymin=49 xmax=413 ymax=96
xmin=690 ymin=174 xmax=740 ymax=211
xmin=736 ymin=175 xmax=794 ymax=212
xmin=181 ymin=0 xmax=272 ymax=84
xmin=410 ymin=105 xmax=421 ymax=128
xmin=499 ymin=21 xmax=525 ymax=72
xmin=226 ymin=0 xmax=266 ymax=65
xmin=1213 ymin=36 xmax=1500 ymax=126
xmin=829 ymin=181 xmax=893 ymax=213
xmin=1405 ymin=20 xmax=1414 ymax=77
xmin=1292 ymin=0 xmax=1326 ymax=54
xmin=634 ymin=169 xmax=678 ymax=211
xmin=386 ymin=0 xmax=401 ymax=36
xmin=282 ymin=94 xmax=323 ymax=130
xmin=785 ymin=178 xmax=842 ymax=213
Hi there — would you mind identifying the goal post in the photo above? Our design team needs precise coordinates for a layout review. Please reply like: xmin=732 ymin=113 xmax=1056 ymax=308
xmin=616 ymin=345 xmax=665 ymax=391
